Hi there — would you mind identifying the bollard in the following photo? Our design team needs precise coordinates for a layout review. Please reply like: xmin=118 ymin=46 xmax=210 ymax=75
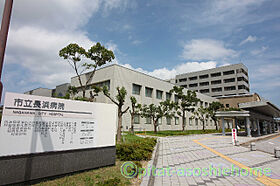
xmin=275 ymin=147 xmax=280 ymax=158
xmin=235 ymin=141 xmax=240 ymax=146
xmin=250 ymin=142 xmax=256 ymax=151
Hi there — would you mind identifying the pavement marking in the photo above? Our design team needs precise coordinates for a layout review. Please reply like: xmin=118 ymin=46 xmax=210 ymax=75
xmin=270 ymin=135 xmax=280 ymax=140
xmin=193 ymin=137 xmax=280 ymax=186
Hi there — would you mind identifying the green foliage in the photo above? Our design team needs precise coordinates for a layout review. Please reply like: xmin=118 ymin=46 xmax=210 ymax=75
xmin=74 ymin=97 xmax=90 ymax=102
xmin=129 ymin=96 xmax=142 ymax=133
xmin=116 ymin=135 xmax=157 ymax=161
xmin=96 ymin=177 xmax=121 ymax=186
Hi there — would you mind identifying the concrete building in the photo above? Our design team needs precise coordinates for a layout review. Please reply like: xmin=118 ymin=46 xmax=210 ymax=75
xmin=175 ymin=63 xmax=250 ymax=97
xmin=71 ymin=64 xmax=218 ymax=131
xmin=53 ymin=83 xmax=70 ymax=97
xmin=24 ymin=87 xmax=54 ymax=97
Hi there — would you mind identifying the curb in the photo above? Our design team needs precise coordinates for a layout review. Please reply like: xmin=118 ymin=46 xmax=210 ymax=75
xmin=140 ymin=138 xmax=160 ymax=186
xmin=240 ymin=132 xmax=280 ymax=146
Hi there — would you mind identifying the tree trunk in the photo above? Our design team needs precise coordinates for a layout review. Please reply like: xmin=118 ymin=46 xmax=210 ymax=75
xmin=116 ymin=112 xmax=122 ymax=143
xmin=153 ymin=121 xmax=157 ymax=133
xmin=130 ymin=114 xmax=134 ymax=134
xmin=82 ymin=89 xmax=86 ymax=98
xmin=214 ymin=120 xmax=218 ymax=130
xmin=182 ymin=111 xmax=186 ymax=131
xmin=202 ymin=120 xmax=205 ymax=131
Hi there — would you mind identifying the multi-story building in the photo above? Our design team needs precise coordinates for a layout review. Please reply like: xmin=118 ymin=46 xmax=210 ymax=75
xmin=71 ymin=64 xmax=218 ymax=131
xmin=24 ymin=83 xmax=70 ymax=98
xmin=175 ymin=63 xmax=250 ymax=97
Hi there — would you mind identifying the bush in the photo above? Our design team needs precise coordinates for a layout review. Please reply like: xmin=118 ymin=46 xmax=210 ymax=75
xmin=116 ymin=137 xmax=157 ymax=161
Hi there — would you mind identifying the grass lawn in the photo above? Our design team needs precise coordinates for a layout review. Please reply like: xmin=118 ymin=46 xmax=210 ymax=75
xmin=135 ymin=129 xmax=234 ymax=137
xmin=33 ymin=134 xmax=155 ymax=186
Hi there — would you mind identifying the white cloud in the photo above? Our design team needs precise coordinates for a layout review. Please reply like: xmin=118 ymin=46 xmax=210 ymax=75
xmin=121 ymin=61 xmax=217 ymax=80
xmin=251 ymin=46 xmax=268 ymax=56
xmin=240 ymin=35 xmax=257 ymax=45
xmin=181 ymin=39 xmax=237 ymax=61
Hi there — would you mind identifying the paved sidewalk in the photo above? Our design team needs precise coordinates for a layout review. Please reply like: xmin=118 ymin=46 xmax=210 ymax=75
xmin=145 ymin=134 xmax=280 ymax=186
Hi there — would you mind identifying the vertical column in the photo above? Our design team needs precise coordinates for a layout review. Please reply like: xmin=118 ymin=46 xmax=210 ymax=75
xmin=268 ymin=121 xmax=272 ymax=134
xmin=257 ymin=119 xmax=261 ymax=136
xmin=263 ymin=121 xmax=268 ymax=135
xmin=221 ymin=117 xmax=225 ymax=136
xmin=272 ymin=120 xmax=275 ymax=133
xmin=246 ymin=117 xmax=251 ymax=137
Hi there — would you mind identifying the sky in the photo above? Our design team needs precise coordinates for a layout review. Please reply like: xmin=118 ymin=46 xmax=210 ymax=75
xmin=0 ymin=0 xmax=279 ymax=106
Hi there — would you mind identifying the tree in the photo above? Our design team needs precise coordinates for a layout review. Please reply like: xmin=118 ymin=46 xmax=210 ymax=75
xmin=208 ymin=101 xmax=224 ymax=130
xmin=193 ymin=106 xmax=209 ymax=131
xmin=59 ymin=43 xmax=115 ymax=98
xmin=96 ymin=86 xmax=129 ymax=143
xmin=141 ymin=100 xmax=175 ymax=133
xmin=129 ymin=96 xmax=142 ymax=134
xmin=67 ymin=86 xmax=78 ymax=99
xmin=170 ymin=86 xmax=200 ymax=131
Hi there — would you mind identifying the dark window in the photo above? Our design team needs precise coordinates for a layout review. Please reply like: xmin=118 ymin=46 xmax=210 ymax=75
xmin=145 ymin=87 xmax=153 ymax=97
xmin=237 ymin=77 xmax=249 ymax=84
xmin=133 ymin=114 xmax=140 ymax=124
xmin=211 ymin=72 xmax=221 ymax=77
xmin=224 ymin=86 xmax=236 ymax=91
xmin=224 ymin=78 xmax=235 ymax=83
xmin=175 ymin=117 xmax=179 ymax=125
xmin=225 ymin=104 xmax=230 ymax=108
xmin=189 ymin=83 xmax=198 ymax=88
xmin=211 ymin=80 xmax=222 ymax=85
xmin=93 ymin=80 xmax=110 ymax=90
xmin=199 ymin=82 xmax=209 ymax=86
xmin=166 ymin=92 xmax=171 ymax=100
xmin=179 ymin=78 xmax=187 ymax=82
xmin=199 ymin=74 xmax=209 ymax=79
xmin=223 ymin=70 xmax=235 ymax=75
xmin=166 ymin=117 xmax=171 ymax=125
xmin=181 ymin=85 xmax=188 ymax=88
xmin=132 ymin=84 xmax=141 ymax=95
xmin=175 ymin=95 xmax=179 ymax=102
xmin=212 ymin=87 xmax=222 ymax=92
xmin=156 ymin=90 xmax=163 ymax=99
xmin=189 ymin=76 xmax=198 ymax=81
xmin=200 ymin=89 xmax=210 ymax=93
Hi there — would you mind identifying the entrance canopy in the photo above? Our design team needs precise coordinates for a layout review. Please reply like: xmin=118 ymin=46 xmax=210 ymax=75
xmin=239 ymin=101 xmax=280 ymax=118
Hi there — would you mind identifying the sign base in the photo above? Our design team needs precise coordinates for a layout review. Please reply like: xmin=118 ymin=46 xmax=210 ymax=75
xmin=0 ymin=146 xmax=115 ymax=185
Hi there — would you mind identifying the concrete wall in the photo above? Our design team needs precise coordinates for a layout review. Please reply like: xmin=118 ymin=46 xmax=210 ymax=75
xmin=24 ymin=88 xmax=53 ymax=97
xmin=71 ymin=64 xmax=218 ymax=131
xmin=218 ymin=93 xmax=261 ymax=108
xmin=55 ymin=83 xmax=70 ymax=97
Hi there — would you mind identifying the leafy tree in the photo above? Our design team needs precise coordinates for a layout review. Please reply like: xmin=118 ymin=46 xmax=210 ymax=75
xmin=170 ymin=86 xmax=200 ymax=131
xmin=207 ymin=101 xmax=224 ymax=130
xmin=59 ymin=43 xmax=115 ymax=98
xmin=193 ymin=106 xmax=210 ymax=131
xmin=129 ymin=96 xmax=142 ymax=134
xmin=141 ymin=100 xmax=175 ymax=133
xmin=96 ymin=86 xmax=129 ymax=143
xmin=67 ymin=86 xmax=78 ymax=99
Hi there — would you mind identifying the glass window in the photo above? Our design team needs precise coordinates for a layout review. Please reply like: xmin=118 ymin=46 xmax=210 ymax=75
xmin=157 ymin=117 xmax=162 ymax=125
xmin=189 ymin=118 xmax=193 ymax=126
xmin=156 ymin=90 xmax=163 ymax=99
xmin=145 ymin=87 xmax=153 ymax=98
xmin=133 ymin=115 xmax=140 ymax=124
xmin=205 ymin=102 xmax=208 ymax=107
xmin=195 ymin=118 xmax=198 ymax=126
xmin=145 ymin=117 xmax=151 ymax=124
xmin=175 ymin=117 xmax=179 ymax=125
xmin=175 ymin=95 xmax=179 ymax=102
xmin=166 ymin=117 xmax=171 ymax=125
xmin=132 ymin=84 xmax=141 ymax=95
xmin=166 ymin=92 xmax=171 ymax=100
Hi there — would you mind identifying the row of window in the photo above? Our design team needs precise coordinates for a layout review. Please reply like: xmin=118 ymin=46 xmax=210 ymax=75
xmin=133 ymin=115 xmax=214 ymax=126
xmin=176 ymin=68 xmax=248 ymax=82
xmin=192 ymin=85 xmax=250 ymax=94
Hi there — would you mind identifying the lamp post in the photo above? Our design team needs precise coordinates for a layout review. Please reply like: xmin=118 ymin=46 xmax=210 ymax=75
xmin=0 ymin=0 xmax=14 ymax=102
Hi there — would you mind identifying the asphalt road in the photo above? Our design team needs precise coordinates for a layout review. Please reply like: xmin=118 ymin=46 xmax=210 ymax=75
xmin=255 ymin=134 xmax=280 ymax=154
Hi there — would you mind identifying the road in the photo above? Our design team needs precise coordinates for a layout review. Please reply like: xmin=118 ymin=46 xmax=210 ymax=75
xmin=255 ymin=135 xmax=280 ymax=154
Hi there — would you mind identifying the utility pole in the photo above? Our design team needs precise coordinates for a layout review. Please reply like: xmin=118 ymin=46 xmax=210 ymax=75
xmin=0 ymin=0 xmax=14 ymax=102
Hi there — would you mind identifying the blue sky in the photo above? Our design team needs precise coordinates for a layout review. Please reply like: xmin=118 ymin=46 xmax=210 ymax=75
xmin=0 ymin=0 xmax=279 ymax=106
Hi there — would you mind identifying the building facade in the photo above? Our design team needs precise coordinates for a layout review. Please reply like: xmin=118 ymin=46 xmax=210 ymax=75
xmin=71 ymin=64 xmax=218 ymax=131
xmin=24 ymin=87 xmax=54 ymax=97
xmin=175 ymin=63 xmax=250 ymax=97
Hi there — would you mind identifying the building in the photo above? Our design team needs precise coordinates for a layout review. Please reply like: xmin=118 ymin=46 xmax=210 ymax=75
xmin=71 ymin=64 xmax=218 ymax=131
xmin=175 ymin=63 xmax=250 ymax=97
xmin=24 ymin=87 xmax=54 ymax=97
xmin=24 ymin=83 xmax=70 ymax=98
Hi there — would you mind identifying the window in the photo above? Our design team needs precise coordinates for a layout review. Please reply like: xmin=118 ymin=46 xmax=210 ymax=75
xmin=181 ymin=85 xmax=187 ymax=88
xmin=145 ymin=117 xmax=151 ymax=124
xmin=224 ymin=78 xmax=235 ymax=83
xmin=211 ymin=72 xmax=221 ymax=77
xmin=174 ymin=95 xmax=179 ymax=102
xmin=200 ymin=89 xmax=210 ymax=93
xmin=199 ymin=82 xmax=209 ymax=86
xmin=224 ymin=86 xmax=236 ymax=91
xmin=195 ymin=118 xmax=198 ymax=126
xmin=145 ymin=87 xmax=153 ymax=98
xmin=236 ymin=68 xmax=248 ymax=76
xmin=132 ymin=84 xmax=141 ymax=95
xmin=157 ymin=118 xmax=162 ymax=125
xmin=200 ymin=101 xmax=204 ymax=107
xmin=223 ymin=70 xmax=235 ymax=75
xmin=199 ymin=74 xmax=209 ymax=79
xmin=237 ymin=77 xmax=249 ymax=84
xmin=212 ymin=87 xmax=222 ymax=92
xmin=238 ymin=85 xmax=249 ymax=91
xmin=205 ymin=102 xmax=208 ymax=107
xmin=211 ymin=80 xmax=222 ymax=85
xmin=189 ymin=76 xmax=198 ymax=81
xmin=175 ymin=117 xmax=179 ymax=125
xmin=225 ymin=104 xmax=230 ymax=108
xmin=156 ymin=90 xmax=163 ymax=99
xmin=189 ymin=83 xmax=198 ymax=88
xmin=189 ymin=118 xmax=193 ymax=126
xmin=179 ymin=78 xmax=187 ymax=82
xmin=166 ymin=117 xmax=171 ymax=125
xmin=166 ymin=92 xmax=171 ymax=100
xmin=93 ymin=80 xmax=110 ymax=90
xmin=133 ymin=115 xmax=140 ymax=124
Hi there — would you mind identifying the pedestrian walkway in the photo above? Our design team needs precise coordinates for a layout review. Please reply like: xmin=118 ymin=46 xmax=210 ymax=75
xmin=145 ymin=134 xmax=280 ymax=186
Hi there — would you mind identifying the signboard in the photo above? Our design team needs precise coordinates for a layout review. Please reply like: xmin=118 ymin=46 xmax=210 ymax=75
xmin=0 ymin=92 xmax=117 ymax=157
xmin=232 ymin=128 xmax=237 ymax=145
